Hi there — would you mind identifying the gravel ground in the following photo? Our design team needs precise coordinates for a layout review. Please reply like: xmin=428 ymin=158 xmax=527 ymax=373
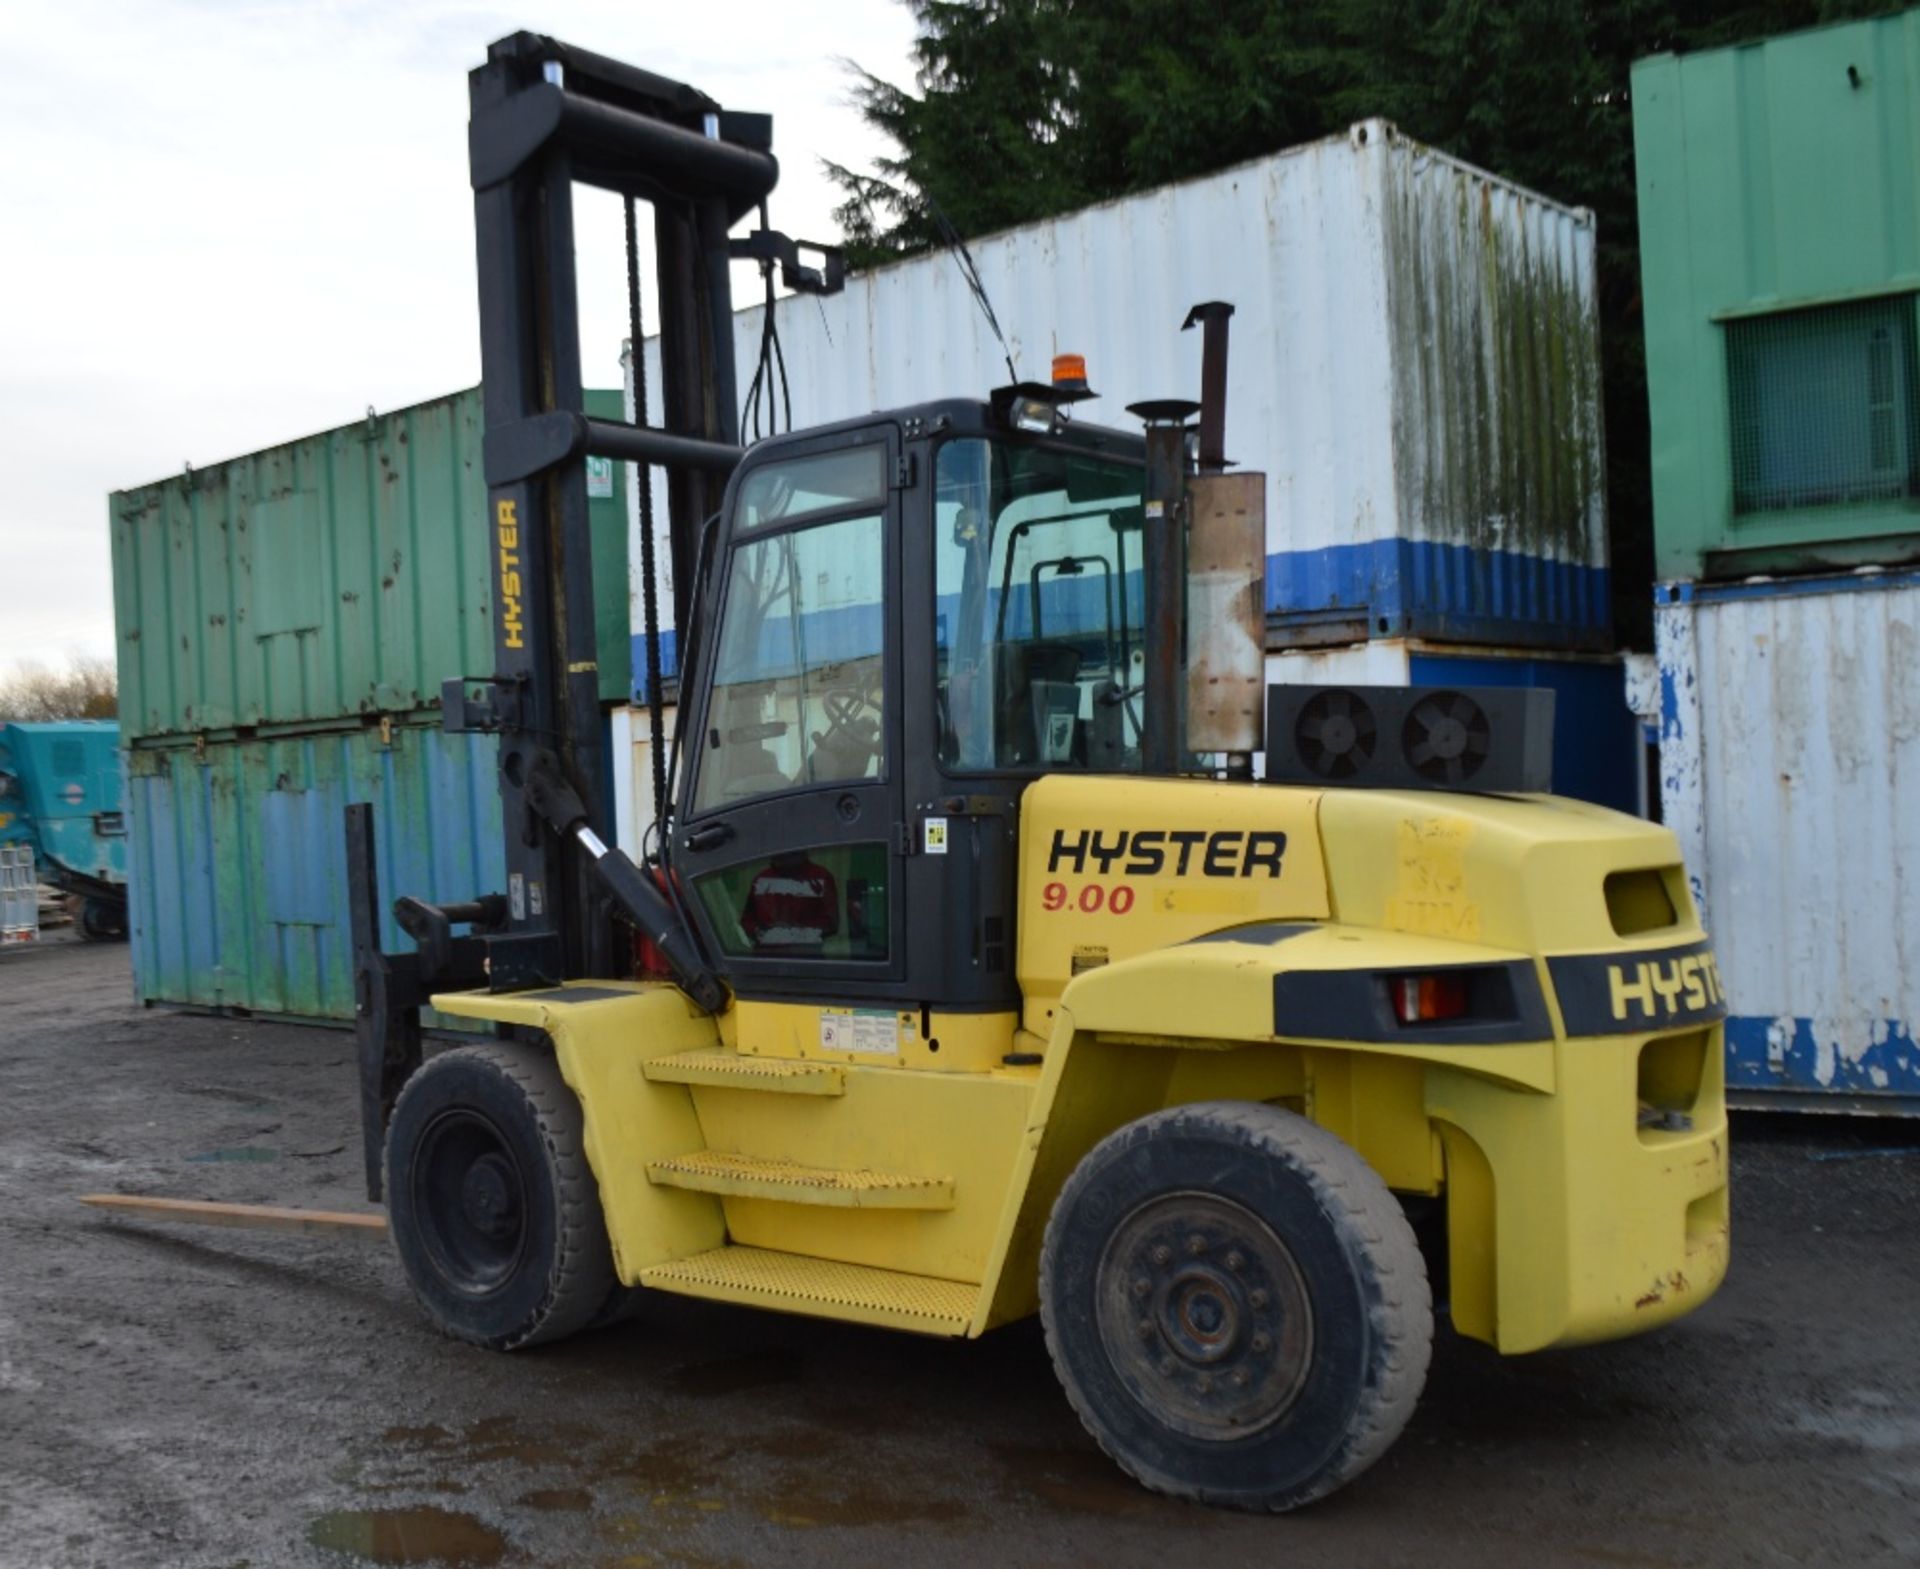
xmin=2 ymin=933 xmax=1916 ymax=1569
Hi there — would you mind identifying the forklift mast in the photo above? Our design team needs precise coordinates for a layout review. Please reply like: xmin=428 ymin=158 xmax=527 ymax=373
xmin=348 ymin=33 xmax=824 ymax=1198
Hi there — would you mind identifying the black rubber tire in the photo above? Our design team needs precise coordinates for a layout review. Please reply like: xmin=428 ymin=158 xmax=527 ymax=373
xmin=385 ymin=1042 xmax=618 ymax=1351
xmin=1039 ymin=1100 xmax=1432 ymax=1512
xmin=78 ymin=898 xmax=126 ymax=941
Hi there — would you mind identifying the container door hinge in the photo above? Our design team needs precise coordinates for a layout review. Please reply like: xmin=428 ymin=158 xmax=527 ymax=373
xmin=894 ymin=821 xmax=916 ymax=856
xmin=893 ymin=453 xmax=916 ymax=490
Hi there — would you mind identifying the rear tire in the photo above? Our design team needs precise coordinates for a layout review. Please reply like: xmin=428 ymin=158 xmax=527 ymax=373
xmin=1039 ymin=1101 xmax=1431 ymax=1511
xmin=385 ymin=1042 xmax=618 ymax=1351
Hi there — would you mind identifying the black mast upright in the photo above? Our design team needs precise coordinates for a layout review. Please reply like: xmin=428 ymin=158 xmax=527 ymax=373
xmin=349 ymin=34 xmax=809 ymax=1200
xmin=462 ymin=33 xmax=777 ymax=985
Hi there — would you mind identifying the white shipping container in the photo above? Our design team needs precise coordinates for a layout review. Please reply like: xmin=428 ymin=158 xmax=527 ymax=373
xmin=1654 ymin=571 xmax=1920 ymax=1108
xmin=610 ymin=703 xmax=679 ymax=860
xmin=627 ymin=119 xmax=1609 ymax=673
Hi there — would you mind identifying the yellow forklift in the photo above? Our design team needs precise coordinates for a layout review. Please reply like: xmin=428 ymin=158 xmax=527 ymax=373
xmin=346 ymin=33 xmax=1729 ymax=1511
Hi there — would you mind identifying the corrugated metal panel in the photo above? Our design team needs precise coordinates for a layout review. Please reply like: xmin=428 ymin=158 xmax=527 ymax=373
xmin=124 ymin=720 xmax=501 ymax=1026
xmin=630 ymin=119 xmax=1607 ymax=676
xmin=1655 ymin=570 xmax=1920 ymax=1107
xmin=1634 ymin=10 xmax=1920 ymax=579
xmin=110 ymin=386 xmax=632 ymax=742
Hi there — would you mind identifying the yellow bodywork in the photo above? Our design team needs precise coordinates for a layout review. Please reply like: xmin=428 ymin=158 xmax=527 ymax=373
xmin=434 ymin=774 xmax=1729 ymax=1353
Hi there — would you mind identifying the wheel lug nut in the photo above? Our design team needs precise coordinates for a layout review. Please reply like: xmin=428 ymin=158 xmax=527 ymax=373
xmin=1231 ymin=1369 xmax=1250 ymax=1388
xmin=1151 ymin=1245 xmax=1172 ymax=1267
xmin=1249 ymin=1289 xmax=1269 ymax=1309
xmin=1159 ymin=1357 xmax=1177 ymax=1375
xmin=1251 ymin=1331 xmax=1272 ymax=1354
xmin=1196 ymin=1375 xmax=1213 ymax=1394
xmin=1186 ymin=1233 xmax=1207 ymax=1257
xmin=1226 ymin=1250 xmax=1245 ymax=1271
xmin=1138 ymin=1318 xmax=1155 ymax=1339
xmin=1132 ymin=1277 xmax=1151 ymax=1299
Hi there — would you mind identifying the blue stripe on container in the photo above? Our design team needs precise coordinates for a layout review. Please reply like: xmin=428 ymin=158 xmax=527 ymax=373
xmin=1656 ymin=565 xmax=1920 ymax=606
xmin=1267 ymin=541 xmax=1611 ymax=648
xmin=1725 ymin=1015 xmax=1920 ymax=1100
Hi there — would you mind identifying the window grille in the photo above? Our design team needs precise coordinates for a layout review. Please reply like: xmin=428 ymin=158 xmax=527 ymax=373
xmin=1726 ymin=294 xmax=1920 ymax=515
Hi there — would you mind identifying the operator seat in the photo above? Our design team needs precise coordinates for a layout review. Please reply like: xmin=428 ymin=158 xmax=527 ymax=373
xmin=994 ymin=641 xmax=1083 ymax=766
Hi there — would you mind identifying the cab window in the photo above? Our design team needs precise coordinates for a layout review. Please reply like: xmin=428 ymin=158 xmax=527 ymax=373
xmin=692 ymin=511 xmax=885 ymax=811
xmin=934 ymin=438 xmax=1147 ymax=771
xmin=735 ymin=446 xmax=886 ymax=529
xmin=692 ymin=841 xmax=891 ymax=960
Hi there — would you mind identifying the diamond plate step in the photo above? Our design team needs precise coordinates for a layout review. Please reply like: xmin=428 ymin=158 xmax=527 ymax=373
xmin=646 ymin=1151 xmax=954 ymax=1209
xmin=639 ymin=1245 xmax=977 ymax=1336
xmin=642 ymin=1048 xmax=845 ymax=1096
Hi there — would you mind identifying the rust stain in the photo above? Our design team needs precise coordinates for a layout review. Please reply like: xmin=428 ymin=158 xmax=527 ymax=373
xmin=1636 ymin=1270 xmax=1691 ymax=1310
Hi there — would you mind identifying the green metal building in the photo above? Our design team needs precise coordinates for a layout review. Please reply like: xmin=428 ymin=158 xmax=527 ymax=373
xmin=1634 ymin=7 xmax=1920 ymax=581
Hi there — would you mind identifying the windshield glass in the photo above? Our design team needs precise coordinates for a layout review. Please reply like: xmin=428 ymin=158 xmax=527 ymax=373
xmin=934 ymin=438 xmax=1147 ymax=771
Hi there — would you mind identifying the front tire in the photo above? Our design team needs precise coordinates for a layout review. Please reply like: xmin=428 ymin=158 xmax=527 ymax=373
xmin=1039 ymin=1101 xmax=1432 ymax=1511
xmin=385 ymin=1042 xmax=618 ymax=1351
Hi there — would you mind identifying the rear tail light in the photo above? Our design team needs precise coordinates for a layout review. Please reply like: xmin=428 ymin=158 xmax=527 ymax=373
xmin=1390 ymin=973 xmax=1471 ymax=1025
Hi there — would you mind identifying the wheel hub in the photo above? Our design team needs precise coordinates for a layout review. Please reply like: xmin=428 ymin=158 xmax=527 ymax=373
xmin=460 ymin=1153 xmax=520 ymax=1238
xmin=1097 ymin=1192 xmax=1314 ymax=1440
xmin=411 ymin=1109 xmax=529 ymax=1295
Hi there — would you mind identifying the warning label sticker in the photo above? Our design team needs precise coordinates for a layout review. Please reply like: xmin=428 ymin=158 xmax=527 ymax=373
xmin=819 ymin=1007 xmax=899 ymax=1055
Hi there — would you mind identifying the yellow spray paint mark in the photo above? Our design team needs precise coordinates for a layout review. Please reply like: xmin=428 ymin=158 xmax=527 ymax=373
xmin=1384 ymin=817 xmax=1480 ymax=940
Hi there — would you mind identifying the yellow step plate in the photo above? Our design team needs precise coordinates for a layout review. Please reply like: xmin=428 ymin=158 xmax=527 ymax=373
xmin=641 ymin=1048 xmax=845 ymax=1096
xmin=639 ymin=1245 xmax=976 ymax=1336
xmin=646 ymin=1151 xmax=954 ymax=1210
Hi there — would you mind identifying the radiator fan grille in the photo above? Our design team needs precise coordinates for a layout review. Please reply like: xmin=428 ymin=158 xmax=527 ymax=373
xmin=1401 ymin=691 xmax=1492 ymax=785
xmin=1293 ymin=689 xmax=1378 ymax=780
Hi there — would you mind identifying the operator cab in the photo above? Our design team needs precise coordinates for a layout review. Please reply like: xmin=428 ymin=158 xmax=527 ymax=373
xmin=671 ymin=397 xmax=1152 ymax=1014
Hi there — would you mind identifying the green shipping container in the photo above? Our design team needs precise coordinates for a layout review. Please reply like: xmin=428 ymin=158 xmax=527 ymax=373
xmin=110 ymin=386 xmax=632 ymax=743
xmin=1634 ymin=8 xmax=1920 ymax=581
xmin=124 ymin=719 xmax=500 ymax=1027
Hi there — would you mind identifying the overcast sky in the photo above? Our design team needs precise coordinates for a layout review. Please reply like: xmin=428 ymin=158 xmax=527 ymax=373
xmin=0 ymin=0 xmax=916 ymax=672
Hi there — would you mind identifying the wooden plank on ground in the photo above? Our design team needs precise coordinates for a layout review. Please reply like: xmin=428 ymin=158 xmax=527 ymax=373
xmin=79 ymin=1194 xmax=389 ymax=1237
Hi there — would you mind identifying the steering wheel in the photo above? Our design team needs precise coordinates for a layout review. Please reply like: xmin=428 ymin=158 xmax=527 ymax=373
xmin=821 ymin=686 xmax=877 ymax=734
xmin=809 ymin=681 xmax=883 ymax=780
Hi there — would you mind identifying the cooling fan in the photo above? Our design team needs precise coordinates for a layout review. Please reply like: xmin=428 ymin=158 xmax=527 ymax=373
xmin=1293 ymin=688 xmax=1378 ymax=780
xmin=1400 ymin=690 xmax=1492 ymax=785
xmin=1265 ymin=683 xmax=1554 ymax=792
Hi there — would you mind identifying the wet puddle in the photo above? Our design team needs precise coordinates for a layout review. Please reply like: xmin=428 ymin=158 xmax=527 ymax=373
xmin=307 ymin=1505 xmax=506 ymax=1565
xmin=666 ymin=1348 xmax=804 ymax=1397
xmin=517 ymin=1486 xmax=594 ymax=1512
xmin=991 ymin=1442 xmax=1163 ymax=1516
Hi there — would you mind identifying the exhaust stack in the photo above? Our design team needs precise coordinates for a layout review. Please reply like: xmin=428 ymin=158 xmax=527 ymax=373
xmin=1183 ymin=303 xmax=1267 ymax=766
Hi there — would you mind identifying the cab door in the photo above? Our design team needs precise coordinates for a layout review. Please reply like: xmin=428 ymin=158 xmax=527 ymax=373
xmin=672 ymin=425 xmax=905 ymax=996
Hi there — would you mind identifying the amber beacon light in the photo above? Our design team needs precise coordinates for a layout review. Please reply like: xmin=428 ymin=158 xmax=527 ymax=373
xmin=1051 ymin=353 xmax=1089 ymax=392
